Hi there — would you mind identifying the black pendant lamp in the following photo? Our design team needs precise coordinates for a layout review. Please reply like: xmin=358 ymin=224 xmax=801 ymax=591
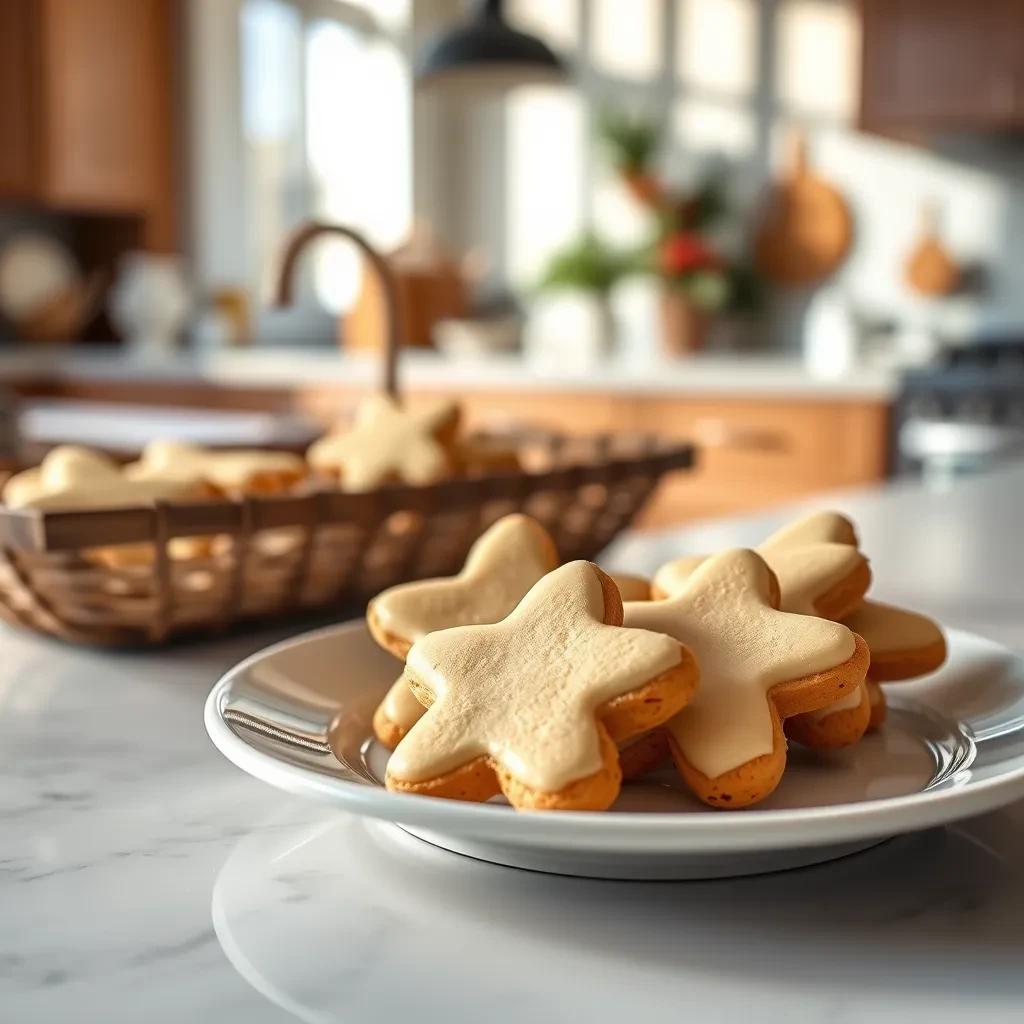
xmin=416 ymin=0 xmax=568 ymax=92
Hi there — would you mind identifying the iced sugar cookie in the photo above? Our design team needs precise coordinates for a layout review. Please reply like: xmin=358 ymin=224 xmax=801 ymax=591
xmin=653 ymin=511 xmax=872 ymax=751
xmin=866 ymin=679 xmax=886 ymax=730
xmin=307 ymin=394 xmax=460 ymax=490
xmin=374 ymin=676 xmax=674 ymax=781
xmin=842 ymin=599 xmax=946 ymax=681
xmin=373 ymin=675 xmax=426 ymax=749
xmin=624 ymin=549 xmax=869 ymax=808
xmin=2 ymin=445 xmax=217 ymax=568
xmin=836 ymin=600 xmax=946 ymax=733
xmin=617 ymin=729 xmax=670 ymax=779
xmin=385 ymin=561 xmax=699 ymax=811
xmin=653 ymin=510 xmax=870 ymax=620
xmin=2 ymin=446 xmax=210 ymax=511
xmin=454 ymin=436 xmax=522 ymax=476
xmin=609 ymin=573 xmax=651 ymax=603
xmin=127 ymin=440 xmax=306 ymax=496
xmin=369 ymin=514 xmax=558 ymax=746
xmin=784 ymin=680 xmax=872 ymax=749
xmin=368 ymin=513 xmax=558 ymax=660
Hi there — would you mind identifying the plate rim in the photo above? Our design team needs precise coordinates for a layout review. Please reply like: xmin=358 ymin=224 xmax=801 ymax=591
xmin=205 ymin=621 xmax=1024 ymax=852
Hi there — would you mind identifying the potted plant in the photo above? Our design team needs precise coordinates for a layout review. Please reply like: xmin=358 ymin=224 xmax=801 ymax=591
xmin=656 ymin=231 xmax=731 ymax=355
xmin=598 ymin=109 xmax=664 ymax=209
xmin=598 ymin=109 xmax=761 ymax=356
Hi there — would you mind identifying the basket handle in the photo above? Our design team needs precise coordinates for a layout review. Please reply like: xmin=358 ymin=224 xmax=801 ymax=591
xmin=273 ymin=221 xmax=402 ymax=400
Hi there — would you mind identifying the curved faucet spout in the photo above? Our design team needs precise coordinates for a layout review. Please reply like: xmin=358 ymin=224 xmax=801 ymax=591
xmin=273 ymin=221 xmax=401 ymax=399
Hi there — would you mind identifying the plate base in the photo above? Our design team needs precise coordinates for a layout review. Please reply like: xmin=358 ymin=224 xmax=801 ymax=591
xmin=397 ymin=824 xmax=891 ymax=879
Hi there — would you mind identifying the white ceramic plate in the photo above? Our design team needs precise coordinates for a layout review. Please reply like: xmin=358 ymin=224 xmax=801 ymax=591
xmin=205 ymin=622 xmax=1024 ymax=879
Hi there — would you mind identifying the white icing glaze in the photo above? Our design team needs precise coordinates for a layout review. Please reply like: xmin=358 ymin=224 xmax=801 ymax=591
xmin=3 ymin=445 xmax=204 ymax=511
xmin=610 ymin=573 xmax=651 ymax=603
xmin=759 ymin=510 xmax=858 ymax=549
xmin=381 ymin=675 xmax=427 ymax=730
xmin=369 ymin=514 xmax=556 ymax=642
xmin=841 ymin=599 xmax=942 ymax=655
xmin=127 ymin=441 xmax=304 ymax=491
xmin=761 ymin=542 xmax=865 ymax=615
xmin=652 ymin=510 xmax=866 ymax=616
xmin=652 ymin=555 xmax=707 ymax=598
xmin=625 ymin=549 xmax=856 ymax=779
xmin=804 ymin=680 xmax=866 ymax=723
xmin=388 ymin=561 xmax=683 ymax=792
xmin=307 ymin=394 xmax=458 ymax=490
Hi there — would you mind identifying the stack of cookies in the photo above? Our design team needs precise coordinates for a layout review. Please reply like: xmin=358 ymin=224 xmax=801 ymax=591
xmin=2 ymin=393 xmax=521 ymax=526
xmin=367 ymin=511 xmax=946 ymax=812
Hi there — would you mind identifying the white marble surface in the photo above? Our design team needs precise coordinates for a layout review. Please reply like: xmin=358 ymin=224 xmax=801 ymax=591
xmin=0 ymin=345 xmax=899 ymax=398
xmin=3 ymin=465 xmax=1024 ymax=1022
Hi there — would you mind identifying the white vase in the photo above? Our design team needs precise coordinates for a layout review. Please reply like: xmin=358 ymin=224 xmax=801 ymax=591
xmin=109 ymin=253 xmax=191 ymax=358
xmin=524 ymin=291 xmax=617 ymax=370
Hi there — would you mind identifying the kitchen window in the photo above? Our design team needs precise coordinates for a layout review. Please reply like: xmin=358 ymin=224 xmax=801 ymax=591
xmin=189 ymin=0 xmax=413 ymax=343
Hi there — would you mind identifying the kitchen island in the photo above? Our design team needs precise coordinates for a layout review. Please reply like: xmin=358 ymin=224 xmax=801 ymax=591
xmin=3 ymin=465 xmax=1023 ymax=1023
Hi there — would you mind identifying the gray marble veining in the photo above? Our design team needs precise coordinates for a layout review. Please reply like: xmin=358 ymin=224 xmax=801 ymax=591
xmin=3 ymin=465 xmax=1024 ymax=1022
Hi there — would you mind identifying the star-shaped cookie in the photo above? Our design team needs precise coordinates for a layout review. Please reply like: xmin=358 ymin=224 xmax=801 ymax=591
xmin=841 ymin=599 xmax=946 ymax=681
xmin=368 ymin=513 xmax=559 ymax=659
xmin=624 ymin=549 xmax=868 ymax=808
xmin=127 ymin=440 xmax=306 ymax=495
xmin=385 ymin=560 xmax=699 ymax=811
xmin=3 ymin=445 xmax=210 ymax=510
xmin=653 ymin=511 xmax=870 ymax=619
xmin=369 ymin=514 xmax=560 ymax=748
xmin=651 ymin=511 xmax=873 ymax=750
xmin=760 ymin=511 xmax=944 ymax=733
xmin=307 ymin=394 xmax=460 ymax=490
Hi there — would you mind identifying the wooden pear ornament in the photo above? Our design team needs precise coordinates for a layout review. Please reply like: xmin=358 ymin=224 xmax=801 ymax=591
xmin=904 ymin=202 xmax=961 ymax=297
xmin=754 ymin=130 xmax=853 ymax=288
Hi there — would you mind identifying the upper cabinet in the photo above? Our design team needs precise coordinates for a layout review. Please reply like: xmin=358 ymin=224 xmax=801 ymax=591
xmin=860 ymin=0 xmax=1024 ymax=134
xmin=0 ymin=0 xmax=178 ymax=249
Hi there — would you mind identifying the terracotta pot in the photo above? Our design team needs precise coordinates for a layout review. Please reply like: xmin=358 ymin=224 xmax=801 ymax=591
xmin=659 ymin=288 xmax=708 ymax=356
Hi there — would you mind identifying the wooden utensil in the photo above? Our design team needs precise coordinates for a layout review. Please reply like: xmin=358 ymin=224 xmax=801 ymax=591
xmin=904 ymin=201 xmax=961 ymax=297
xmin=754 ymin=130 xmax=853 ymax=287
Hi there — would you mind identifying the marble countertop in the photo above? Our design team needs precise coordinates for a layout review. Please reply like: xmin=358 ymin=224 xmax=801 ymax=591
xmin=4 ymin=465 xmax=1024 ymax=1022
xmin=0 ymin=345 xmax=900 ymax=399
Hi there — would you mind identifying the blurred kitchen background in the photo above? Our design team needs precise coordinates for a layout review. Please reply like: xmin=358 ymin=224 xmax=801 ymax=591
xmin=2 ymin=0 xmax=1024 ymax=525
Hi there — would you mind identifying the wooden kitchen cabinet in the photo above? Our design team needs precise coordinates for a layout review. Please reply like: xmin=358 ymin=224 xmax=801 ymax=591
xmin=0 ymin=0 xmax=178 ymax=248
xmin=860 ymin=0 xmax=1024 ymax=133
xmin=632 ymin=397 xmax=889 ymax=525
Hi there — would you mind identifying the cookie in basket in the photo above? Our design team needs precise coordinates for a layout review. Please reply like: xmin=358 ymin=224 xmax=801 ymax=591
xmin=308 ymin=394 xmax=460 ymax=490
xmin=453 ymin=435 xmax=523 ymax=476
xmin=369 ymin=513 xmax=559 ymax=745
xmin=2 ymin=445 xmax=218 ymax=567
xmin=128 ymin=440 xmax=311 ymax=561
xmin=127 ymin=440 xmax=306 ymax=496
xmin=651 ymin=510 xmax=873 ymax=750
xmin=624 ymin=549 xmax=869 ymax=808
xmin=385 ymin=560 xmax=699 ymax=811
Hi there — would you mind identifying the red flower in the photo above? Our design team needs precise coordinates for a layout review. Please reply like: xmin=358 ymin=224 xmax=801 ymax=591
xmin=660 ymin=233 xmax=719 ymax=276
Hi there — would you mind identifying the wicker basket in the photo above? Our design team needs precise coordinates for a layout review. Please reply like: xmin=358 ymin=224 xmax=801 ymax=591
xmin=0 ymin=224 xmax=694 ymax=646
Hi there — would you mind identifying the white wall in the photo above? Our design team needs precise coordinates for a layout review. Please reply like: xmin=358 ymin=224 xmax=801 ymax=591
xmin=487 ymin=0 xmax=1024 ymax=347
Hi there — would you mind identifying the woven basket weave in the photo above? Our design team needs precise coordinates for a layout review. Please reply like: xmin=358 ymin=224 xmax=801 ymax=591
xmin=0 ymin=224 xmax=694 ymax=646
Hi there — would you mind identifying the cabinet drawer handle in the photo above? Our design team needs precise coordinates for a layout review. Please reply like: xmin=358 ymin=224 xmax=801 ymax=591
xmin=693 ymin=418 xmax=790 ymax=452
